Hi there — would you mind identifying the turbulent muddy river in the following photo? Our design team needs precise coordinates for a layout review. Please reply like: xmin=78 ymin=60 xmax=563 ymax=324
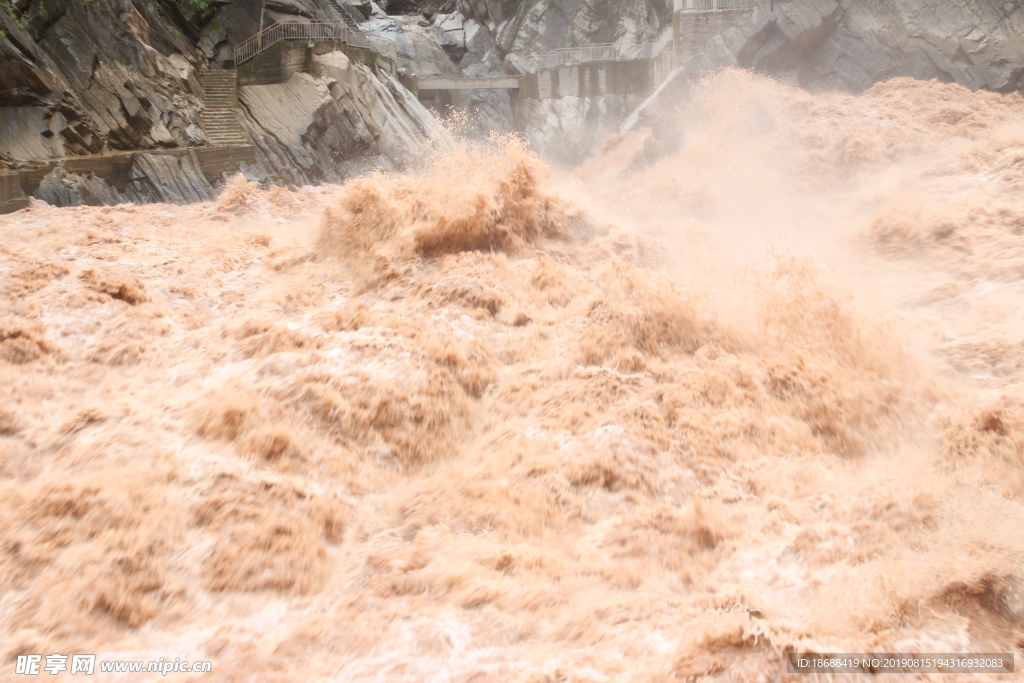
xmin=2 ymin=73 xmax=1024 ymax=681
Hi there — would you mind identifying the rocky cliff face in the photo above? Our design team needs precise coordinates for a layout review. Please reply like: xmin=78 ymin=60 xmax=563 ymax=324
xmin=517 ymin=92 xmax=647 ymax=165
xmin=6 ymin=0 xmax=1023 ymax=206
xmin=0 ymin=0 xmax=207 ymax=158
xmin=400 ymin=0 xmax=674 ymax=150
xmin=623 ymin=0 xmax=1024 ymax=150
xmin=487 ymin=0 xmax=673 ymax=164
xmin=495 ymin=0 xmax=669 ymax=59
xmin=239 ymin=51 xmax=447 ymax=186
xmin=0 ymin=0 xmax=444 ymax=206
xmin=687 ymin=0 xmax=1024 ymax=92
xmin=373 ymin=9 xmax=517 ymax=134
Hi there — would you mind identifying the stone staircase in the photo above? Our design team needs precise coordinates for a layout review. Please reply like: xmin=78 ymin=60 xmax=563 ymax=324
xmin=199 ymin=71 xmax=248 ymax=146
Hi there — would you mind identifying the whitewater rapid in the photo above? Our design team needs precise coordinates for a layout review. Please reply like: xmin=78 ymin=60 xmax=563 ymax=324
xmin=1 ymin=73 xmax=1023 ymax=681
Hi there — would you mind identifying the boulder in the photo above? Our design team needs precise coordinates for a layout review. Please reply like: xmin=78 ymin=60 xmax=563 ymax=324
xmin=32 ymin=152 xmax=217 ymax=207
xmin=433 ymin=12 xmax=468 ymax=61
xmin=239 ymin=57 xmax=449 ymax=185
xmin=384 ymin=16 xmax=465 ymax=79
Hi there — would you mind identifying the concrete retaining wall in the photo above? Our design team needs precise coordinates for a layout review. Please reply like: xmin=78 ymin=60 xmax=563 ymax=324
xmin=6 ymin=145 xmax=255 ymax=202
xmin=519 ymin=60 xmax=653 ymax=100
xmin=0 ymin=170 xmax=30 ymax=214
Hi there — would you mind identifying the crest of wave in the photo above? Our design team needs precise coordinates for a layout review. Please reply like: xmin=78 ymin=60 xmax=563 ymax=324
xmin=316 ymin=136 xmax=588 ymax=266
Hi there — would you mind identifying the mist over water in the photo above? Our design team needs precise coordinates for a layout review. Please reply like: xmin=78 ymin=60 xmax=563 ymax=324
xmin=3 ymin=72 xmax=1024 ymax=680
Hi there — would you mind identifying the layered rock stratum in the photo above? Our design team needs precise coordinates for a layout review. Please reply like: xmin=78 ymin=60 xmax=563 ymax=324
xmin=0 ymin=0 xmax=444 ymax=204
xmin=3 ymin=0 xmax=1024 ymax=203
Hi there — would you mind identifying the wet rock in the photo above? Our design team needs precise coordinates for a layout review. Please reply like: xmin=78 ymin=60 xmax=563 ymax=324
xmin=519 ymin=94 xmax=639 ymax=166
xmin=33 ymin=152 xmax=218 ymax=207
xmin=35 ymin=167 xmax=122 ymax=207
xmin=686 ymin=0 xmax=1024 ymax=93
xmin=239 ymin=56 xmax=447 ymax=185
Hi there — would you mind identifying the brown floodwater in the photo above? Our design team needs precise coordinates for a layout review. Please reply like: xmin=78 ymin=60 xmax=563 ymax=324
xmin=1 ymin=73 xmax=1023 ymax=681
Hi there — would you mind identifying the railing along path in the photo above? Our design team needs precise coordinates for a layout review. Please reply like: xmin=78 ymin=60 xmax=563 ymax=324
xmin=679 ymin=0 xmax=756 ymax=12
xmin=235 ymin=19 xmax=399 ymax=65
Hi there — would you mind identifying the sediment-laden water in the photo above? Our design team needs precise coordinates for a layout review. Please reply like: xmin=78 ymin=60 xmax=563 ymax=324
xmin=2 ymin=73 xmax=1023 ymax=681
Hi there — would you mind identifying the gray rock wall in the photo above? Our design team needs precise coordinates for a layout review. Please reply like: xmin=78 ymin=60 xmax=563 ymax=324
xmin=0 ymin=0 xmax=446 ymax=206
xmin=517 ymin=93 xmax=647 ymax=165
xmin=496 ymin=0 xmax=670 ymax=57
xmin=239 ymin=52 xmax=448 ymax=185
xmin=688 ymin=0 xmax=1024 ymax=93
xmin=675 ymin=8 xmax=754 ymax=62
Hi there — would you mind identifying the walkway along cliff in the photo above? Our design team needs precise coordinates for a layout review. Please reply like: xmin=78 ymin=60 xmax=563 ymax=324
xmin=3 ymin=0 xmax=1024 ymax=209
xmin=0 ymin=0 xmax=445 ymax=209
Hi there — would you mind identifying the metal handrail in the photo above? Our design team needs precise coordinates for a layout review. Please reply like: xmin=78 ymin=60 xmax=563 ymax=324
xmin=234 ymin=19 xmax=399 ymax=65
xmin=525 ymin=42 xmax=654 ymax=70
xmin=332 ymin=0 xmax=367 ymax=26
xmin=678 ymin=0 xmax=755 ymax=12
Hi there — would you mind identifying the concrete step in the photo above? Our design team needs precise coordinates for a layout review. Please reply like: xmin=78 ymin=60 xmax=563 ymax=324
xmin=199 ymin=70 xmax=243 ymax=148
xmin=200 ymin=71 xmax=239 ymax=103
